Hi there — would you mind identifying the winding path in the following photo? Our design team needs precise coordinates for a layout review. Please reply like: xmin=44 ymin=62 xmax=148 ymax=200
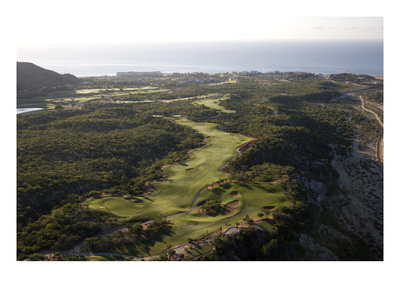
xmin=360 ymin=96 xmax=383 ymax=128
xmin=339 ymin=90 xmax=383 ymax=165
xmin=359 ymin=96 xmax=383 ymax=164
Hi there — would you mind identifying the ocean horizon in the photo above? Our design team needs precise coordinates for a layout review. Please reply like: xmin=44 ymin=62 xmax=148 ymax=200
xmin=17 ymin=39 xmax=383 ymax=77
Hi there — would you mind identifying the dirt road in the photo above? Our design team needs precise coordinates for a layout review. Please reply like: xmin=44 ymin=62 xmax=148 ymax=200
xmin=360 ymin=96 xmax=383 ymax=164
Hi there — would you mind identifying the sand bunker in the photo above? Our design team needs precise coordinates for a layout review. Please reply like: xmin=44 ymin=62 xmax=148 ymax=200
xmin=199 ymin=200 xmax=241 ymax=216
xmin=222 ymin=200 xmax=240 ymax=216
xmin=231 ymin=191 xmax=241 ymax=198
xmin=263 ymin=206 xmax=276 ymax=210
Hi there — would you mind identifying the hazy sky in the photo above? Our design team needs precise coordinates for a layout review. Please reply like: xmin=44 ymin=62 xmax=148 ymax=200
xmin=15 ymin=0 xmax=383 ymax=48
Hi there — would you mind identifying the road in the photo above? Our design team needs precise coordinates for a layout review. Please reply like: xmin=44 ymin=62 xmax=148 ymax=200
xmin=341 ymin=87 xmax=375 ymax=95
xmin=359 ymin=96 xmax=383 ymax=164
xmin=339 ymin=90 xmax=383 ymax=165
xmin=171 ymin=226 xmax=240 ymax=261
xmin=360 ymin=96 xmax=383 ymax=128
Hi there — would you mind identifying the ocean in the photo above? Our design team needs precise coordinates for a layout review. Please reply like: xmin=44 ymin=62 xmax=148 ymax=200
xmin=17 ymin=40 xmax=383 ymax=77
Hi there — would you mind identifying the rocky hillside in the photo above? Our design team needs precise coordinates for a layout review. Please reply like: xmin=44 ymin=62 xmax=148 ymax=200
xmin=17 ymin=62 xmax=81 ymax=98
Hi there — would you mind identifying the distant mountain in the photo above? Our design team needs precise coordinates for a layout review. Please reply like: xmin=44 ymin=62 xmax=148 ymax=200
xmin=17 ymin=62 xmax=81 ymax=97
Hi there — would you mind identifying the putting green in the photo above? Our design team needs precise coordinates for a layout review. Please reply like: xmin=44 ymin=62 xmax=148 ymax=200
xmin=89 ymin=118 xmax=253 ymax=221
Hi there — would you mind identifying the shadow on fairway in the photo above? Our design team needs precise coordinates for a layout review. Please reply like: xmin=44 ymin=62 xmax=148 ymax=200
xmin=141 ymin=226 xmax=175 ymax=255
xmin=211 ymin=188 xmax=224 ymax=196
xmin=141 ymin=196 xmax=155 ymax=202
xmin=263 ymin=206 xmax=276 ymax=210
xmin=257 ymin=184 xmax=274 ymax=193
xmin=240 ymin=183 xmax=254 ymax=190
xmin=116 ymin=226 xmax=175 ymax=257
xmin=221 ymin=183 xmax=232 ymax=190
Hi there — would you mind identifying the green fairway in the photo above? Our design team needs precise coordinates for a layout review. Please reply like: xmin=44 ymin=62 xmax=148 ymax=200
xmin=104 ymin=181 xmax=292 ymax=256
xmin=17 ymin=86 xmax=169 ymax=109
xmin=75 ymin=87 xmax=159 ymax=94
xmin=87 ymin=114 xmax=293 ymax=257
xmin=193 ymin=95 xmax=236 ymax=113
xmin=88 ymin=117 xmax=293 ymax=256
xmin=160 ymin=181 xmax=291 ymax=247
xmin=208 ymin=79 xmax=238 ymax=86
xmin=85 ymin=255 xmax=127 ymax=261
xmin=158 ymin=93 xmax=220 ymax=103
xmin=188 ymin=244 xmax=213 ymax=256
xmin=89 ymin=118 xmax=253 ymax=221
xmin=52 ymin=87 xmax=169 ymax=103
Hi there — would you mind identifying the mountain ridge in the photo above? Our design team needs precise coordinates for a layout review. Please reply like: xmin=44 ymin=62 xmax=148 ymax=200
xmin=17 ymin=62 xmax=81 ymax=98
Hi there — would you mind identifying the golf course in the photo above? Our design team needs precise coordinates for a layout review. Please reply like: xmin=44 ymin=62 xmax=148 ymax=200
xmin=18 ymin=85 xmax=295 ymax=258
xmin=17 ymin=64 xmax=384 ymax=262
xmin=87 ymin=114 xmax=292 ymax=256
xmin=193 ymin=94 xmax=236 ymax=113
xmin=17 ymin=86 xmax=169 ymax=109
xmin=88 ymin=117 xmax=254 ymax=221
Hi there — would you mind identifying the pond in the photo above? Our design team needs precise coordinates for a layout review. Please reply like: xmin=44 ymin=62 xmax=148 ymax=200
xmin=17 ymin=108 xmax=44 ymax=114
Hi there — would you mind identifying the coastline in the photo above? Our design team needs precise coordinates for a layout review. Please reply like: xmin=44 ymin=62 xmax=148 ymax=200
xmin=53 ymin=67 xmax=384 ymax=78
xmin=18 ymin=40 xmax=383 ymax=78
